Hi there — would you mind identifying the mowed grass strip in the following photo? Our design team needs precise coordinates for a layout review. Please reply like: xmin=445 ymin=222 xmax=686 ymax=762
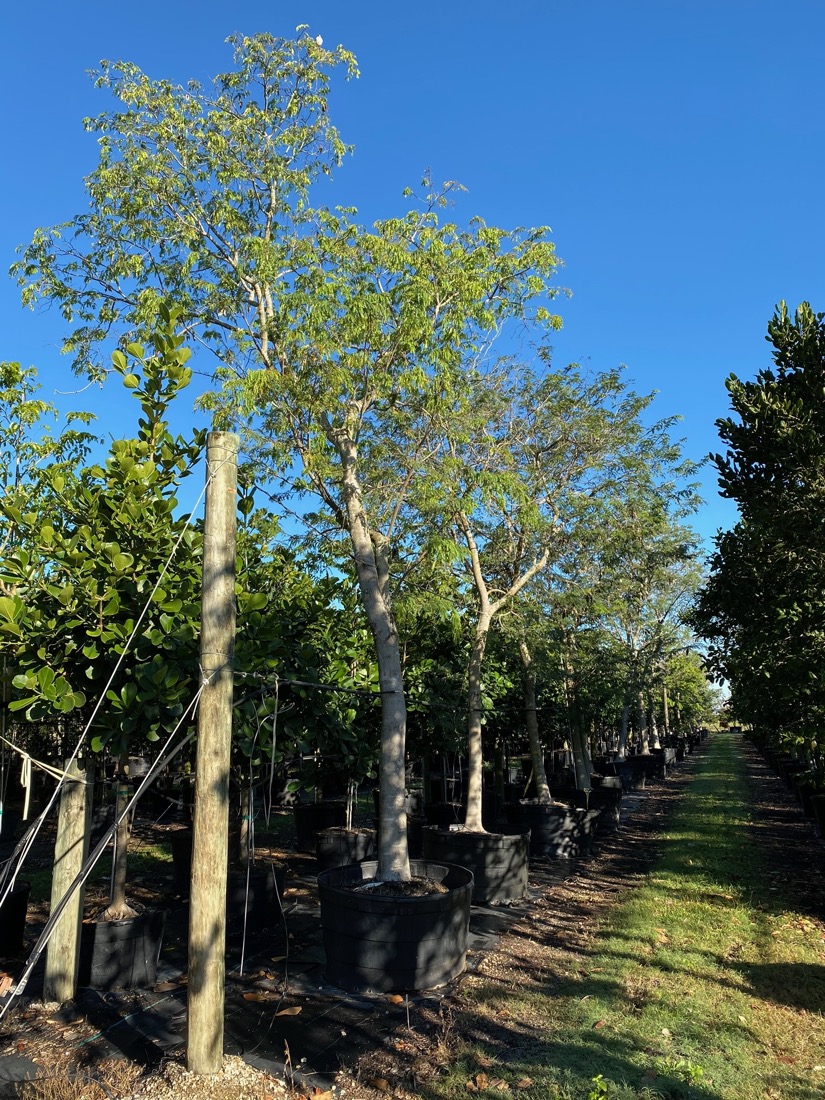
xmin=433 ymin=734 xmax=825 ymax=1100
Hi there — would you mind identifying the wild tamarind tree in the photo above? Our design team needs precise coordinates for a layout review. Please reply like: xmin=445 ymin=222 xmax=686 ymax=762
xmin=12 ymin=32 xmax=563 ymax=880
xmin=418 ymin=362 xmax=660 ymax=829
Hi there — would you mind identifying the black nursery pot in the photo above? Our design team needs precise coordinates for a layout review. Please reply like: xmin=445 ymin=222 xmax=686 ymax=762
xmin=515 ymin=800 xmax=601 ymax=859
xmin=421 ymin=825 xmax=530 ymax=905
xmin=226 ymin=861 xmax=287 ymax=932
xmin=0 ymin=880 xmax=31 ymax=955
xmin=424 ymin=801 xmax=465 ymax=828
xmin=315 ymin=826 xmax=377 ymax=870
xmin=170 ymin=830 xmax=286 ymax=929
xmin=78 ymin=909 xmax=167 ymax=991
xmin=569 ymin=788 xmax=622 ymax=833
xmin=293 ymin=801 xmax=347 ymax=853
xmin=317 ymin=859 xmax=473 ymax=993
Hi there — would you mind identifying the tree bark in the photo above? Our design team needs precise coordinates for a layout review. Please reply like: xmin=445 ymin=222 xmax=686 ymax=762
xmin=616 ymin=701 xmax=630 ymax=759
xmin=103 ymin=751 xmax=136 ymax=921
xmin=519 ymin=639 xmax=551 ymax=804
xmin=662 ymin=683 xmax=671 ymax=739
xmin=464 ymin=611 xmax=492 ymax=832
xmin=335 ymin=432 xmax=409 ymax=880
xmin=188 ymin=430 xmax=238 ymax=1074
xmin=44 ymin=758 xmax=92 ymax=1003
xmin=637 ymin=689 xmax=650 ymax=754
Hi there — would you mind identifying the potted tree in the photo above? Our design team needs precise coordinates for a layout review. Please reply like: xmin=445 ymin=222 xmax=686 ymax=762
xmin=11 ymin=37 xmax=568 ymax=989
xmin=3 ymin=314 xmax=204 ymax=989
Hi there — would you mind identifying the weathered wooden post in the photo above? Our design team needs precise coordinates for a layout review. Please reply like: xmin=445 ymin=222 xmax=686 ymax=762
xmin=187 ymin=431 xmax=238 ymax=1074
xmin=43 ymin=757 xmax=92 ymax=1003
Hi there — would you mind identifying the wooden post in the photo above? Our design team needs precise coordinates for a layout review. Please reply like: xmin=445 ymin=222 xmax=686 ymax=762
xmin=187 ymin=432 xmax=238 ymax=1074
xmin=44 ymin=758 xmax=92 ymax=1003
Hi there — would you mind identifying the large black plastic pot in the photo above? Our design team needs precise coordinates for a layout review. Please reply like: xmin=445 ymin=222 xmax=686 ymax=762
xmin=317 ymin=859 xmax=473 ymax=992
xmin=78 ymin=909 xmax=166 ymax=990
xmin=569 ymin=788 xmax=622 ymax=833
xmin=170 ymin=830 xmax=286 ymax=928
xmin=0 ymin=880 xmax=30 ymax=954
xmin=421 ymin=825 xmax=530 ymax=904
xmin=423 ymin=802 xmax=465 ymax=828
xmin=315 ymin=826 xmax=377 ymax=870
xmin=226 ymin=862 xmax=287 ymax=932
xmin=508 ymin=800 xmax=601 ymax=859
xmin=293 ymin=801 xmax=346 ymax=853
xmin=616 ymin=757 xmax=650 ymax=791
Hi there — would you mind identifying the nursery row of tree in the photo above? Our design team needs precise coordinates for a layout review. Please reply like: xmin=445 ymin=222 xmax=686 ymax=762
xmin=693 ymin=301 xmax=825 ymax=766
xmin=1 ymin=32 xmax=718 ymax=884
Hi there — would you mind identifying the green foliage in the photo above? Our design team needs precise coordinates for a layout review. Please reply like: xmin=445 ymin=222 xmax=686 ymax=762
xmin=694 ymin=301 xmax=825 ymax=750
xmin=0 ymin=307 xmax=205 ymax=756
xmin=13 ymin=32 xmax=357 ymax=381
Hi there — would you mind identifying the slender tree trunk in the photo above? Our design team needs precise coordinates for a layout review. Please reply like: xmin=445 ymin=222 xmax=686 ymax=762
xmin=562 ymin=644 xmax=591 ymax=788
xmin=651 ymin=710 xmax=661 ymax=750
xmin=519 ymin=640 xmax=551 ymax=804
xmin=237 ymin=784 xmax=251 ymax=865
xmin=336 ymin=435 xmax=409 ymax=880
xmin=464 ymin=612 xmax=492 ymax=832
xmin=104 ymin=751 xmax=136 ymax=921
xmin=616 ymin=702 xmax=630 ymax=759
xmin=662 ymin=683 xmax=670 ymax=739
xmin=637 ymin=689 xmax=650 ymax=754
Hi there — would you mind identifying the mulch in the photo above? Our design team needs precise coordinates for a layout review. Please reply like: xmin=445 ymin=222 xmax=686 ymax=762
xmin=2 ymin=735 xmax=823 ymax=1099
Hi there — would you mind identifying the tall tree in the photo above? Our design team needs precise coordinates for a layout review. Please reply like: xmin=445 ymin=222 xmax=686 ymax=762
xmin=694 ymin=301 xmax=825 ymax=742
xmin=12 ymin=34 xmax=564 ymax=880
xmin=419 ymin=363 xmax=659 ymax=830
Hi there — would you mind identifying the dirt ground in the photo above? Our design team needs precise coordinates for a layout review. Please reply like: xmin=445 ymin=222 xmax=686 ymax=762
xmin=2 ymin=737 xmax=821 ymax=1100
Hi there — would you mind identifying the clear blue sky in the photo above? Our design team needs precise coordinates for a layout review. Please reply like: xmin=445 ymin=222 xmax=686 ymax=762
xmin=3 ymin=1 xmax=824 ymax=549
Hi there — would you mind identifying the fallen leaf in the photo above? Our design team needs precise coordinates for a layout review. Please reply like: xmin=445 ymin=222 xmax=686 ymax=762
xmin=738 ymin=1015 xmax=747 ymax=1024
xmin=475 ymin=1073 xmax=489 ymax=1090
xmin=661 ymin=1028 xmax=672 ymax=1037
xmin=311 ymin=1092 xmax=333 ymax=1100
xmin=465 ymin=1081 xmax=478 ymax=1093
xmin=385 ymin=994 xmax=404 ymax=1004
xmin=593 ymin=1020 xmax=606 ymax=1029
xmin=589 ymin=967 xmax=605 ymax=973
xmin=270 ymin=955 xmax=287 ymax=963
xmin=475 ymin=1053 xmax=494 ymax=1068
xmin=367 ymin=1079 xmax=390 ymax=1092
xmin=155 ymin=977 xmax=186 ymax=991
xmin=275 ymin=1006 xmax=302 ymax=1016
xmin=242 ymin=992 xmax=273 ymax=1003
xmin=516 ymin=1079 xmax=534 ymax=1090
xmin=490 ymin=1079 xmax=510 ymax=1091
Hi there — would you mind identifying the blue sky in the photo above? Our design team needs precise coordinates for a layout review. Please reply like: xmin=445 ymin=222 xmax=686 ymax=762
xmin=3 ymin=1 xmax=824 ymax=550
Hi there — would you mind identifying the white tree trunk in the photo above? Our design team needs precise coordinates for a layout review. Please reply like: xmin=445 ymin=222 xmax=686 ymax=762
xmin=336 ymin=435 xmax=409 ymax=880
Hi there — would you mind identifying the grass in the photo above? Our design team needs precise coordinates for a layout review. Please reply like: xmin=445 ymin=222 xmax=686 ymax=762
xmin=425 ymin=733 xmax=825 ymax=1100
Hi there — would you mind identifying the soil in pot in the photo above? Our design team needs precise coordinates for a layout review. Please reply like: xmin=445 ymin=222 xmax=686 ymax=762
xmin=0 ymin=880 xmax=31 ymax=955
xmin=78 ymin=908 xmax=167 ymax=991
xmin=317 ymin=859 xmax=473 ymax=992
xmin=315 ymin=826 xmax=377 ymax=870
xmin=421 ymin=824 xmax=530 ymax=905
